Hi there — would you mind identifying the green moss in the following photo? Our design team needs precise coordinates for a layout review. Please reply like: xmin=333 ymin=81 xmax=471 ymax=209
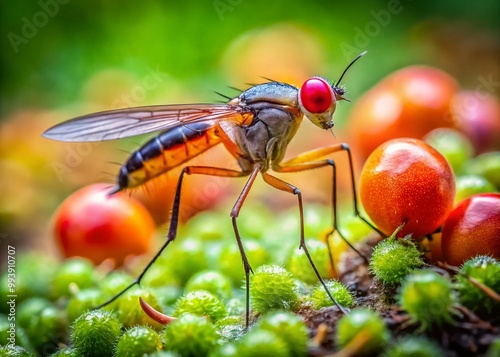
xmin=250 ymin=265 xmax=298 ymax=314
xmin=216 ymin=316 xmax=245 ymax=342
xmin=16 ymin=297 xmax=52 ymax=329
xmin=382 ymin=336 xmax=444 ymax=357
xmin=236 ymin=328 xmax=289 ymax=357
xmin=185 ymin=270 xmax=232 ymax=300
xmin=162 ymin=313 xmax=218 ymax=357
xmin=225 ymin=298 xmax=245 ymax=316
xmin=0 ymin=254 xmax=57 ymax=310
xmin=50 ymin=347 xmax=82 ymax=357
xmin=257 ymin=310 xmax=308 ymax=357
xmin=115 ymin=326 xmax=162 ymax=357
xmin=219 ymin=239 xmax=270 ymax=286
xmin=424 ymin=127 xmax=474 ymax=173
xmin=173 ymin=290 xmax=226 ymax=322
xmin=336 ymin=308 xmax=389 ymax=354
xmin=398 ymin=269 xmax=454 ymax=330
xmin=117 ymin=288 xmax=164 ymax=330
xmin=454 ymin=175 xmax=497 ymax=204
xmin=370 ymin=236 xmax=423 ymax=285
xmin=0 ymin=345 xmax=34 ymax=357
xmin=286 ymin=239 xmax=331 ymax=285
xmin=209 ymin=343 xmax=239 ymax=357
xmin=487 ymin=337 xmax=500 ymax=357
xmin=456 ymin=256 xmax=500 ymax=314
xmin=24 ymin=306 xmax=66 ymax=352
xmin=311 ymin=279 xmax=355 ymax=309
xmin=67 ymin=289 xmax=104 ymax=322
xmin=52 ymin=258 xmax=96 ymax=298
xmin=162 ymin=238 xmax=209 ymax=284
xmin=71 ymin=310 xmax=122 ymax=357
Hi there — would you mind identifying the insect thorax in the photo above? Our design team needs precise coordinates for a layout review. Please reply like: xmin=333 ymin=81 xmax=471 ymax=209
xmin=219 ymin=101 xmax=303 ymax=173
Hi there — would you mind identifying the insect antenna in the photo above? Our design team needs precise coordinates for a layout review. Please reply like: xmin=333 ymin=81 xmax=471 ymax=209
xmin=335 ymin=51 xmax=367 ymax=87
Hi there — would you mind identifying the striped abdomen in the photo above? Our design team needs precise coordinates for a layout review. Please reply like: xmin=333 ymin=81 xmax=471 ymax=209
xmin=115 ymin=122 xmax=221 ymax=191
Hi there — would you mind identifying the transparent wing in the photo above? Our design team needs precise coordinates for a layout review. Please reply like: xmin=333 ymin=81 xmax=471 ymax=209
xmin=43 ymin=104 xmax=253 ymax=142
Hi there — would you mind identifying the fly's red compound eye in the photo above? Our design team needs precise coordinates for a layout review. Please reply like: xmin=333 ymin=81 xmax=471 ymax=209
xmin=299 ymin=78 xmax=334 ymax=113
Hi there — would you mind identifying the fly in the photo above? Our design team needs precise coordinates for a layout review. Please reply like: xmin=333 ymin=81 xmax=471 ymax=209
xmin=43 ymin=51 xmax=376 ymax=327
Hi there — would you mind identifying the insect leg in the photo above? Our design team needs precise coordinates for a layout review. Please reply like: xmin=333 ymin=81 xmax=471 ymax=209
xmin=170 ymin=165 xmax=254 ymax=327
xmin=336 ymin=143 xmax=385 ymax=237
xmin=274 ymin=143 xmax=384 ymax=265
xmin=229 ymin=164 xmax=261 ymax=328
xmin=276 ymin=159 xmax=340 ymax=269
xmin=168 ymin=166 xmax=249 ymax=240
xmin=261 ymin=172 xmax=349 ymax=314
xmin=95 ymin=165 xmax=247 ymax=310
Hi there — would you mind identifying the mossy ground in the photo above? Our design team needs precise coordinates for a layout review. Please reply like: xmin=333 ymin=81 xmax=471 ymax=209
xmin=299 ymin=236 xmax=500 ymax=356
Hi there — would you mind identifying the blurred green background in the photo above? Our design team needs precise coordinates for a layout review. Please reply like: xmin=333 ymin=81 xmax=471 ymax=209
xmin=0 ymin=0 xmax=499 ymax=253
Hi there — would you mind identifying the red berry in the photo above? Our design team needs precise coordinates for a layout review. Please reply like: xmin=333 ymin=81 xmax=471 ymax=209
xmin=360 ymin=138 xmax=455 ymax=238
xmin=441 ymin=193 xmax=500 ymax=266
xmin=348 ymin=66 xmax=459 ymax=159
xmin=54 ymin=183 xmax=156 ymax=265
